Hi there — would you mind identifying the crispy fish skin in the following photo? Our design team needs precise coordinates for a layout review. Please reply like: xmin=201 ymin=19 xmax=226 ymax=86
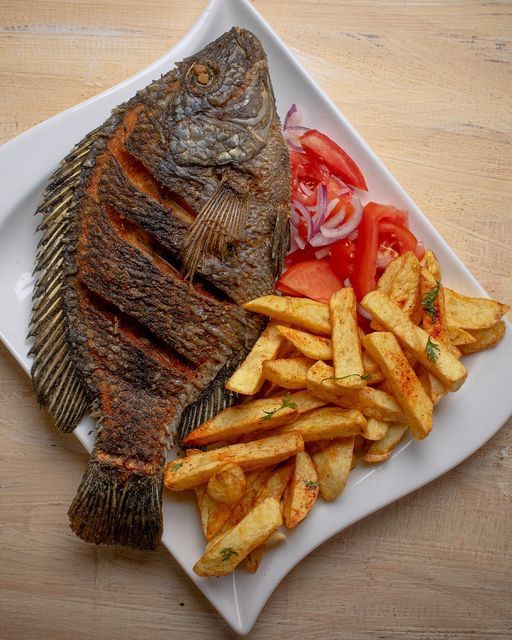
xmin=29 ymin=28 xmax=290 ymax=549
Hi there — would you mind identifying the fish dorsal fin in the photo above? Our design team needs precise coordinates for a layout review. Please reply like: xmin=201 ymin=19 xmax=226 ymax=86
xmin=29 ymin=131 xmax=100 ymax=432
xmin=180 ymin=179 xmax=248 ymax=279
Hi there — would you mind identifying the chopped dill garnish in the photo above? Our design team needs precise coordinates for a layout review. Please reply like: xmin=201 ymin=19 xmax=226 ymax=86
xmin=170 ymin=462 xmax=182 ymax=472
xmin=260 ymin=394 xmax=298 ymax=421
xmin=304 ymin=480 xmax=320 ymax=489
xmin=425 ymin=336 xmax=441 ymax=363
xmin=321 ymin=373 xmax=371 ymax=384
xmin=220 ymin=547 xmax=239 ymax=562
xmin=422 ymin=280 xmax=441 ymax=322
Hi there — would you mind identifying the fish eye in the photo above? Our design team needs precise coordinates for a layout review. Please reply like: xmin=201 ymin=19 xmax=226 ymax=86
xmin=187 ymin=61 xmax=218 ymax=91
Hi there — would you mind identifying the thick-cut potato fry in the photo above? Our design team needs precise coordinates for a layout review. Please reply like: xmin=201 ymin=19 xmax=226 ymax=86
xmin=288 ymin=389 xmax=328 ymax=413
xmin=444 ymin=288 xmax=510 ymax=330
xmin=164 ymin=433 xmax=304 ymax=491
xmin=330 ymin=288 xmax=365 ymax=388
xmin=361 ymin=290 xmax=467 ymax=391
xmin=422 ymin=249 xmax=441 ymax=281
xmin=362 ymin=424 xmax=409 ymax=462
xmin=219 ymin=467 xmax=274 ymax=535
xmin=389 ymin=251 xmax=422 ymax=322
xmin=361 ymin=350 xmax=385 ymax=385
xmin=262 ymin=357 xmax=314 ymax=389
xmin=448 ymin=326 xmax=476 ymax=346
xmin=306 ymin=361 xmax=407 ymax=423
xmin=226 ymin=322 xmax=285 ymax=395
xmin=243 ymin=296 xmax=331 ymax=336
xmin=461 ymin=320 xmax=506 ymax=354
xmin=268 ymin=406 xmax=366 ymax=441
xmin=255 ymin=462 xmax=294 ymax=503
xmin=193 ymin=497 xmax=283 ymax=576
xmin=421 ymin=270 xmax=461 ymax=360
xmin=207 ymin=463 xmax=246 ymax=504
xmin=277 ymin=325 xmax=332 ymax=360
xmin=183 ymin=395 xmax=299 ymax=447
xmin=363 ymin=418 xmax=390 ymax=441
xmin=362 ymin=332 xmax=433 ymax=440
xmin=310 ymin=436 xmax=354 ymax=501
xmin=378 ymin=254 xmax=408 ymax=294
xmin=282 ymin=451 xmax=319 ymax=528
xmin=200 ymin=491 xmax=236 ymax=540
xmin=243 ymin=531 xmax=286 ymax=573
xmin=416 ymin=366 xmax=448 ymax=405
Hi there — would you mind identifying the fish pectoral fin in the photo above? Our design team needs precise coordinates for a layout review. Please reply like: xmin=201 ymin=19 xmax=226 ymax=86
xmin=180 ymin=180 xmax=248 ymax=279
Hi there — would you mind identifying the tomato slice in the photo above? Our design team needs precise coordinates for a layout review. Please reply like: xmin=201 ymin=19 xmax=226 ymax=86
xmin=379 ymin=221 xmax=425 ymax=260
xmin=276 ymin=260 xmax=343 ymax=304
xmin=285 ymin=245 xmax=318 ymax=268
xmin=300 ymin=130 xmax=368 ymax=191
xmin=352 ymin=202 xmax=411 ymax=300
xmin=330 ymin=238 xmax=356 ymax=282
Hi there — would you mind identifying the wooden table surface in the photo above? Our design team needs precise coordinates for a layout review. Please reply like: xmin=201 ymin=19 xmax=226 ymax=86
xmin=1 ymin=1 xmax=511 ymax=638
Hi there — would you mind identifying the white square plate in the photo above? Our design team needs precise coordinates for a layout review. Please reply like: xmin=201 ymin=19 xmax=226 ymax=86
xmin=0 ymin=0 xmax=510 ymax=634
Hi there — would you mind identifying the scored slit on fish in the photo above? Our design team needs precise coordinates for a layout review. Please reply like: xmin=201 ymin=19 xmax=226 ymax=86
xmin=29 ymin=27 xmax=290 ymax=550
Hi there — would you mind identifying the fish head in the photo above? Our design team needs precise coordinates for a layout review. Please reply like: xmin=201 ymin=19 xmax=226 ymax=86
xmin=170 ymin=27 xmax=274 ymax=167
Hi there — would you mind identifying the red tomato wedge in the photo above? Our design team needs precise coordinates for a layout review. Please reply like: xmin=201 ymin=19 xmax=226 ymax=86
xmin=276 ymin=260 xmax=343 ymax=304
xmin=379 ymin=221 xmax=425 ymax=260
xmin=300 ymin=130 xmax=368 ymax=191
xmin=352 ymin=202 xmax=422 ymax=300
xmin=329 ymin=238 xmax=356 ymax=282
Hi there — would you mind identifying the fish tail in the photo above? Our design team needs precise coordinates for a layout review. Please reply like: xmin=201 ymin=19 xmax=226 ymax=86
xmin=68 ymin=457 xmax=162 ymax=550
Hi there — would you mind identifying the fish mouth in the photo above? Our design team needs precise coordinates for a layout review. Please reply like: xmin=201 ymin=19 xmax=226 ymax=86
xmin=226 ymin=73 xmax=273 ymax=129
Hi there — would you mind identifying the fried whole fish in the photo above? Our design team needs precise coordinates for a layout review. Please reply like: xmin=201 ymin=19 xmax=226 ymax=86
xmin=29 ymin=27 xmax=290 ymax=550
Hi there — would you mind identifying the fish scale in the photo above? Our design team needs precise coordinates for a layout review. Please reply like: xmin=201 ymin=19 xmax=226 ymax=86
xmin=29 ymin=27 xmax=290 ymax=550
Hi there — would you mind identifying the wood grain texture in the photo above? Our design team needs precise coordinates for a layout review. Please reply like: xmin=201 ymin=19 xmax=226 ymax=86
xmin=0 ymin=0 xmax=511 ymax=638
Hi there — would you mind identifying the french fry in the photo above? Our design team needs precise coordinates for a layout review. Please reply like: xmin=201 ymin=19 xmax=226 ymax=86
xmin=268 ymin=406 xmax=366 ymax=441
xmin=199 ymin=491 xmax=237 ymax=540
xmin=277 ymin=325 xmax=332 ymax=360
xmin=330 ymin=288 xmax=365 ymax=388
xmin=262 ymin=357 xmax=314 ymax=389
xmin=362 ymin=332 xmax=433 ymax=440
xmin=422 ymin=249 xmax=441 ymax=282
xmin=193 ymin=497 xmax=283 ymax=577
xmin=416 ymin=366 xmax=448 ymax=405
xmin=243 ymin=531 xmax=286 ymax=573
xmin=288 ymin=389 xmax=328 ymax=413
xmin=219 ymin=467 xmax=275 ymax=534
xmin=207 ymin=463 xmax=246 ymax=504
xmin=378 ymin=254 xmax=408 ymax=294
xmin=183 ymin=395 xmax=299 ymax=447
xmin=421 ymin=269 xmax=461 ymax=359
xmin=164 ymin=433 xmax=304 ymax=491
xmin=363 ymin=417 xmax=390 ymax=441
xmin=362 ymin=350 xmax=385 ymax=385
xmin=389 ymin=251 xmax=422 ymax=323
xmin=448 ymin=326 xmax=476 ymax=347
xmin=310 ymin=436 xmax=354 ymax=501
xmin=226 ymin=322 xmax=285 ymax=395
xmin=282 ymin=451 xmax=319 ymax=528
xmin=243 ymin=296 xmax=331 ymax=336
xmin=361 ymin=290 xmax=467 ymax=391
xmin=444 ymin=289 xmax=510 ymax=330
xmin=306 ymin=361 xmax=407 ymax=423
xmin=362 ymin=424 xmax=409 ymax=463
xmin=460 ymin=320 xmax=506 ymax=354
xmin=254 ymin=462 xmax=294 ymax=503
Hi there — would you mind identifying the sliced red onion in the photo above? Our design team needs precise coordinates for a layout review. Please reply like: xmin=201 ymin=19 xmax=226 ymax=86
xmin=304 ymin=206 xmax=313 ymax=241
xmin=284 ymin=103 xmax=303 ymax=130
xmin=348 ymin=230 xmax=358 ymax=242
xmin=290 ymin=223 xmax=306 ymax=250
xmin=290 ymin=205 xmax=301 ymax=228
xmin=311 ymin=183 xmax=327 ymax=235
xmin=284 ymin=125 xmax=310 ymax=150
xmin=299 ymin=181 xmax=313 ymax=197
xmin=326 ymin=198 xmax=340 ymax=216
xmin=322 ymin=205 xmax=346 ymax=229
xmin=376 ymin=252 xmax=394 ymax=270
xmin=343 ymin=278 xmax=352 ymax=288
xmin=314 ymin=247 xmax=331 ymax=260
xmin=357 ymin=304 xmax=373 ymax=321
